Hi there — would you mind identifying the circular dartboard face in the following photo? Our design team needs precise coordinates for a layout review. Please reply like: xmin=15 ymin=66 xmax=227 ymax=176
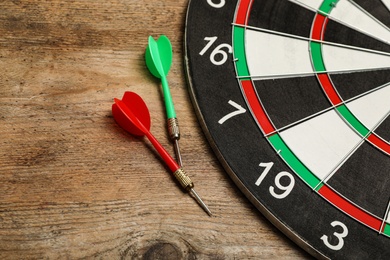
xmin=185 ymin=0 xmax=390 ymax=258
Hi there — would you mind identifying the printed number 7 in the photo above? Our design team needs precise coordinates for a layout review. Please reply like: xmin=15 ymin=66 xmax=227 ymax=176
xmin=218 ymin=100 xmax=246 ymax=124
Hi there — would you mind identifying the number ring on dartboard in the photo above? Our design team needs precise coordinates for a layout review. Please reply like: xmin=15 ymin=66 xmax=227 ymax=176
xmin=185 ymin=0 xmax=390 ymax=259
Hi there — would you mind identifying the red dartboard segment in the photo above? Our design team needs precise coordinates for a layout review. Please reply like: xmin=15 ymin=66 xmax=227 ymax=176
xmin=317 ymin=74 xmax=343 ymax=105
xmin=367 ymin=134 xmax=390 ymax=155
xmin=234 ymin=0 xmax=253 ymax=25
xmin=311 ymin=13 xmax=328 ymax=41
xmin=318 ymin=185 xmax=383 ymax=231
xmin=241 ymin=80 xmax=275 ymax=135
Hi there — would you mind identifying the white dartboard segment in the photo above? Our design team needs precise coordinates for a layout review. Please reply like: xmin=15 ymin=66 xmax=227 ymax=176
xmin=387 ymin=207 xmax=390 ymax=224
xmin=330 ymin=0 xmax=390 ymax=44
xmin=322 ymin=44 xmax=390 ymax=72
xmin=382 ymin=0 xmax=390 ymax=12
xmin=279 ymin=110 xmax=362 ymax=182
xmin=245 ymin=29 xmax=313 ymax=78
xmin=346 ymin=84 xmax=390 ymax=132
xmin=245 ymin=29 xmax=390 ymax=79
xmin=288 ymin=0 xmax=323 ymax=11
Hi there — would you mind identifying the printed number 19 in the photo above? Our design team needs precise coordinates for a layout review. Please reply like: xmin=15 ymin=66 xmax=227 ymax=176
xmin=256 ymin=162 xmax=295 ymax=199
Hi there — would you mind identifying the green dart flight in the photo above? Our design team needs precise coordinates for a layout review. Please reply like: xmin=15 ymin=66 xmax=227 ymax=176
xmin=145 ymin=35 xmax=183 ymax=166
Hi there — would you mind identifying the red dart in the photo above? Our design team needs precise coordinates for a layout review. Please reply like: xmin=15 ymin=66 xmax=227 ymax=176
xmin=112 ymin=92 xmax=178 ymax=172
xmin=112 ymin=91 xmax=212 ymax=216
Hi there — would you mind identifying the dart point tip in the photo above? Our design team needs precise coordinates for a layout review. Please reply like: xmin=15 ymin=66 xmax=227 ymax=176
xmin=189 ymin=188 xmax=212 ymax=217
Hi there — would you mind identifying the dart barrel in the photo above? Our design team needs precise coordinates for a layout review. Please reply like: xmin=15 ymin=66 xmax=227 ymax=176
xmin=173 ymin=168 xmax=194 ymax=191
xmin=167 ymin=117 xmax=180 ymax=140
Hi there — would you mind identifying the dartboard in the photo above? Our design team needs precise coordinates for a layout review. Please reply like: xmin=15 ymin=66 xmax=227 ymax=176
xmin=185 ymin=0 xmax=390 ymax=258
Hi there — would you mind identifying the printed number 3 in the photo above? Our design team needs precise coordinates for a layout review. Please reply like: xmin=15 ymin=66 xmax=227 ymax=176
xmin=321 ymin=221 xmax=348 ymax=251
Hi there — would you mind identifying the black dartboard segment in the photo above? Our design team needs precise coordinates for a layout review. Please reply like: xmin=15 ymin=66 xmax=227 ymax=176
xmin=185 ymin=0 xmax=390 ymax=259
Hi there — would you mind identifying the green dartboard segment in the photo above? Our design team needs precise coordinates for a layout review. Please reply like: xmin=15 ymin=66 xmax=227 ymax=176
xmin=319 ymin=0 xmax=339 ymax=15
xmin=233 ymin=26 xmax=250 ymax=79
xmin=310 ymin=42 xmax=326 ymax=72
xmin=268 ymin=134 xmax=322 ymax=189
xmin=336 ymin=105 xmax=370 ymax=137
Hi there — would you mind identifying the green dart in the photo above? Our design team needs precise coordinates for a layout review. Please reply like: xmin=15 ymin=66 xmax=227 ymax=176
xmin=145 ymin=35 xmax=183 ymax=166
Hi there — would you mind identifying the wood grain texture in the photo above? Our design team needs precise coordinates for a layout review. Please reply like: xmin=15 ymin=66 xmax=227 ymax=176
xmin=0 ymin=1 xmax=310 ymax=259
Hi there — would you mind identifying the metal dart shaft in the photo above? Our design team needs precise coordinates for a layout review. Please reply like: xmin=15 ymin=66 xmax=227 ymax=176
xmin=168 ymin=117 xmax=183 ymax=166
xmin=173 ymin=168 xmax=212 ymax=216
xmin=173 ymin=139 xmax=183 ymax=166
xmin=167 ymin=119 xmax=211 ymax=215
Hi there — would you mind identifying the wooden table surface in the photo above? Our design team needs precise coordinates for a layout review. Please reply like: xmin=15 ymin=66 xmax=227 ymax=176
xmin=0 ymin=1 xmax=311 ymax=259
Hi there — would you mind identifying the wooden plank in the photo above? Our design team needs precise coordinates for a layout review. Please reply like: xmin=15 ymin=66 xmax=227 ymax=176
xmin=0 ymin=1 xmax=309 ymax=258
